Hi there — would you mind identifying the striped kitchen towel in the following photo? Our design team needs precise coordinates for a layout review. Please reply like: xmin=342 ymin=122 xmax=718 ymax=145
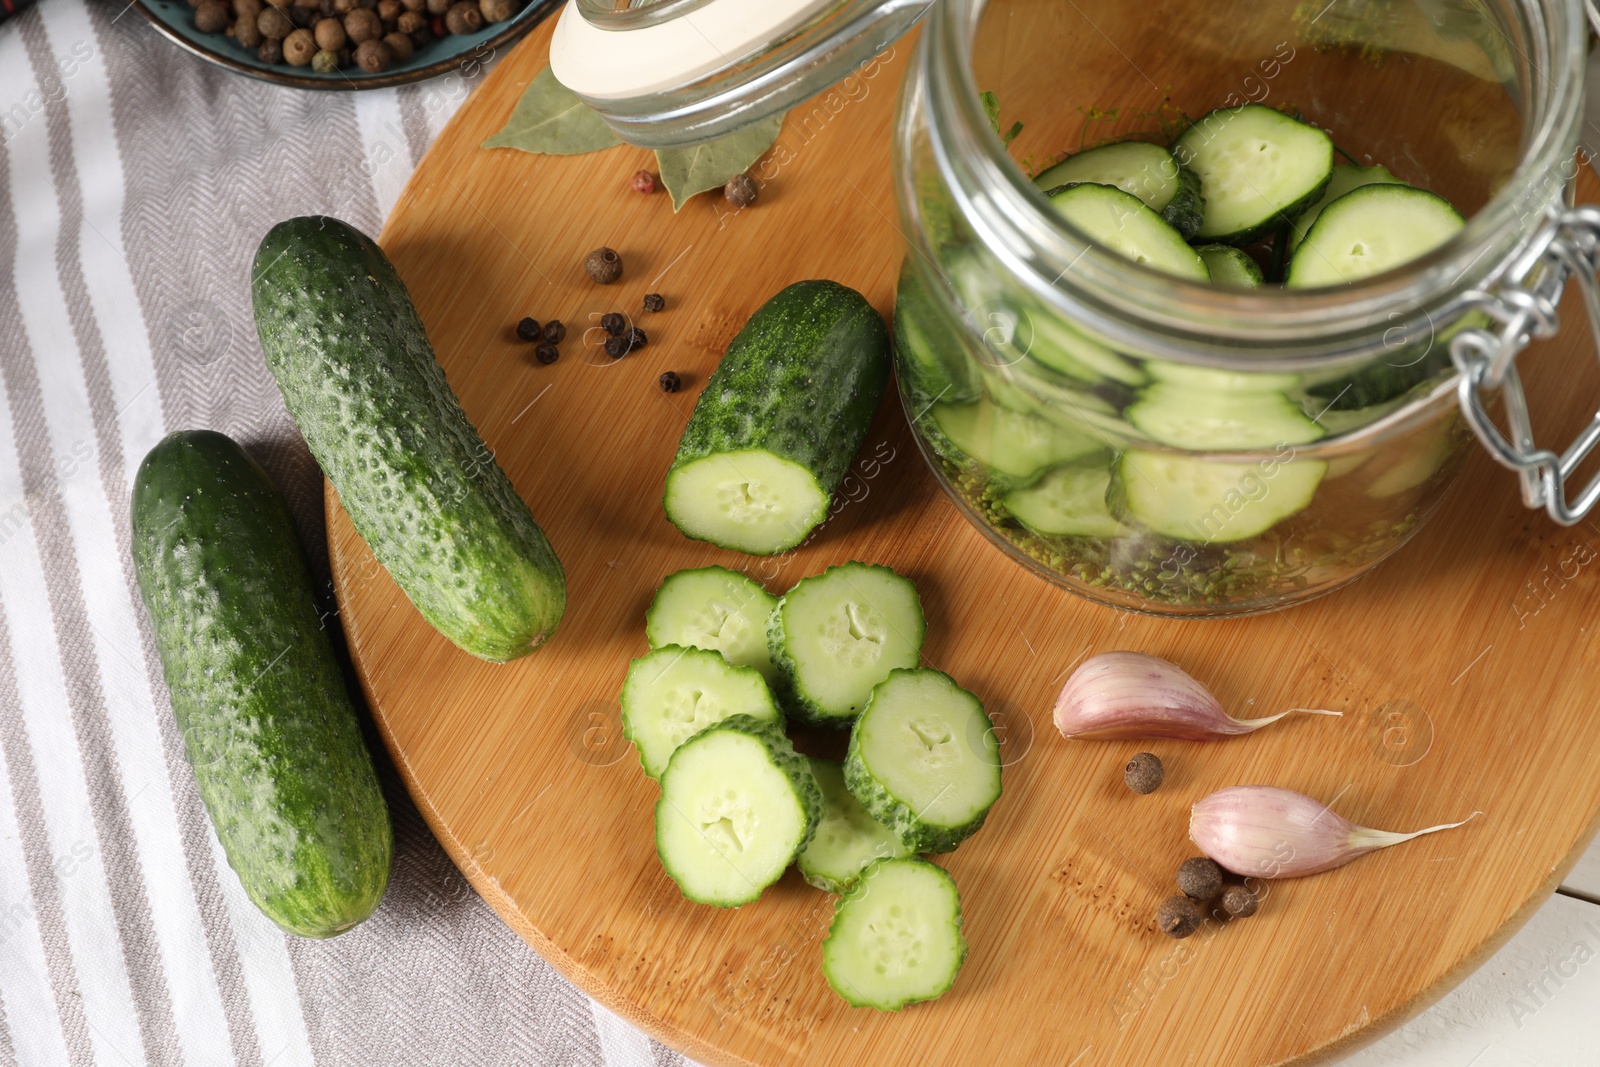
xmin=0 ymin=2 xmax=693 ymax=1064
xmin=0 ymin=0 xmax=35 ymax=27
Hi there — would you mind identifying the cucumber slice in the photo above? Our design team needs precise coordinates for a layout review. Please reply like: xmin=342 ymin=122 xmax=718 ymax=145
xmin=1287 ymin=184 xmax=1465 ymax=288
xmin=1002 ymin=463 xmax=1128 ymax=538
xmin=1144 ymin=362 xmax=1302 ymax=394
xmin=655 ymin=714 xmax=820 ymax=907
xmin=621 ymin=645 xmax=782 ymax=780
xmin=1034 ymin=141 xmax=1205 ymax=238
xmin=822 ymin=857 xmax=967 ymax=1011
xmin=1047 ymin=184 xmax=1210 ymax=281
xmin=664 ymin=450 xmax=828 ymax=556
xmin=1127 ymin=383 xmax=1324 ymax=450
xmin=1026 ymin=314 xmax=1146 ymax=386
xmin=930 ymin=398 xmax=1102 ymax=481
xmin=1197 ymin=245 xmax=1265 ymax=288
xmin=894 ymin=261 xmax=979 ymax=404
xmin=844 ymin=669 xmax=1001 ymax=853
xmin=768 ymin=562 xmax=925 ymax=726
xmin=1288 ymin=164 xmax=1406 ymax=251
xmin=1117 ymin=449 xmax=1327 ymax=542
xmin=645 ymin=566 xmax=779 ymax=684
xmin=1173 ymin=104 xmax=1334 ymax=244
xmin=798 ymin=758 xmax=911 ymax=894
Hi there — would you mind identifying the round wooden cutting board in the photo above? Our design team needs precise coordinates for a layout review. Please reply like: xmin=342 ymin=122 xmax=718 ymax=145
xmin=328 ymin=22 xmax=1600 ymax=1067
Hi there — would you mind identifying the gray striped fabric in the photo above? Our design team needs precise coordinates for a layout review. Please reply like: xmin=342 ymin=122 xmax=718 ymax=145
xmin=0 ymin=3 xmax=690 ymax=1063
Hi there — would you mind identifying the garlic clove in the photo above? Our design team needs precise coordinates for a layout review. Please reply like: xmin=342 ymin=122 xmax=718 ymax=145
xmin=1189 ymin=784 xmax=1479 ymax=878
xmin=1052 ymin=651 xmax=1339 ymax=741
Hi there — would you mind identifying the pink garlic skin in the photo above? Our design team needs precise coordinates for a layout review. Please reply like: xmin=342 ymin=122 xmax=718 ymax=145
xmin=1189 ymin=785 xmax=1369 ymax=877
xmin=1053 ymin=651 xmax=1260 ymax=741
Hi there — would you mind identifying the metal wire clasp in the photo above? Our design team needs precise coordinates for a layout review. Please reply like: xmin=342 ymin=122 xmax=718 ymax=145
xmin=1450 ymin=206 xmax=1600 ymax=524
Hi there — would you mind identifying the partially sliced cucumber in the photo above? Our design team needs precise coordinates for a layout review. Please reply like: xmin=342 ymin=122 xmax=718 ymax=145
xmin=930 ymin=398 xmax=1102 ymax=481
xmin=1197 ymin=245 xmax=1265 ymax=288
xmin=1287 ymin=184 xmax=1465 ymax=288
xmin=645 ymin=566 xmax=779 ymax=684
xmin=1002 ymin=463 xmax=1128 ymax=538
xmin=798 ymin=758 xmax=911 ymax=894
xmin=655 ymin=714 xmax=820 ymax=907
xmin=1047 ymin=183 xmax=1210 ymax=281
xmin=768 ymin=562 xmax=925 ymax=726
xmin=1173 ymin=104 xmax=1334 ymax=244
xmin=1034 ymin=141 xmax=1205 ymax=238
xmin=663 ymin=450 xmax=828 ymax=556
xmin=845 ymin=668 xmax=1001 ymax=853
xmin=822 ymin=857 xmax=967 ymax=1011
xmin=1118 ymin=449 xmax=1327 ymax=542
xmin=1288 ymin=163 xmax=1406 ymax=251
xmin=621 ymin=645 xmax=782 ymax=779
xmin=1127 ymin=383 xmax=1325 ymax=450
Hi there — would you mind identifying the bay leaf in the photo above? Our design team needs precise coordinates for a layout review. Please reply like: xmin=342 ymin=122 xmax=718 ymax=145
xmin=483 ymin=65 xmax=622 ymax=156
xmin=655 ymin=113 xmax=786 ymax=211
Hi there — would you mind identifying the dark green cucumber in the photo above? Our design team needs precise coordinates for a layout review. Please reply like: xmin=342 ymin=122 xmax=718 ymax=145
xmin=251 ymin=216 xmax=565 ymax=663
xmin=664 ymin=280 xmax=892 ymax=555
xmin=131 ymin=430 xmax=391 ymax=939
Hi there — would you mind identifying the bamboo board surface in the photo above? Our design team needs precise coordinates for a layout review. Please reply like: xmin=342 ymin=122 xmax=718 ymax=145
xmin=327 ymin=21 xmax=1600 ymax=1067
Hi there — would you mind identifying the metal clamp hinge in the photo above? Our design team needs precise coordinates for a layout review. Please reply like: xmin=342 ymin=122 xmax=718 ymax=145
xmin=1451 ymin=206 xmax=1600 ymax=525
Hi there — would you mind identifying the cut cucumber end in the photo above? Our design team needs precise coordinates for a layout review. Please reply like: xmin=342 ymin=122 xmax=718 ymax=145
xmin=645 ymin=567 xmax=779 ymax=683
xmin=769 ymin=563 xmax=927 ymax=725
xmin=822 ymin=857 xmax=967 ymax=1010
xmin=621 ymin=645 xmax=781 ymax=779
xmin=655 ymin=716 xmax=818 ymax=907
xmin=664 ymin=450 xmax=829 ymax=556
xmin=845 ymin=668 xmax=1001 ymax=853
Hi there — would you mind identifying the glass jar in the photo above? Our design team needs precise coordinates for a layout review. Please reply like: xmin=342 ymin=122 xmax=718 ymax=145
xmin=551 ymin=0 xmax=1600 ymax=616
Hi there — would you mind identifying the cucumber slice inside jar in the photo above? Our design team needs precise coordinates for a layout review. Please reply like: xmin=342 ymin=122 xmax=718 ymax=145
xmin=930 ymin=397 xmax=1103 ymax=481
xmin=620 ymin=645 xmax=782 ymax=780
xmin=645 ymin=566 xmax=779 ymax=683
xmin=1172 ymin=104 xmax=1334 ymax=244
xmin=1002 ymin=463 xmax=1128 ymax=538
xmin=1046 ymin=183 xmax=1211 ymax=281
xmin=1127 ymin=383 xmax=1325 ymax=450
xmin=822 ymin=857 xmax=967 ymax=1011
xmin=1287 ymin=184 xmax=1465 ymax=288
xmin=1034 ymin=141 xmax=1205 ymax=238
xmin=1288 ymin=163 xmax=1407 ymax=251
xmin=798 ymin=757 xmax=911 ymax=894
xmin=1197 ymin=245 xmax=1266 ymax=288
xmin=1117 ymin=449 xmax=1327 ymax=543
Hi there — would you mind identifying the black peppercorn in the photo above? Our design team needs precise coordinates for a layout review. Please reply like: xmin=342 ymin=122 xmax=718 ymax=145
xmin=1220 ymin=884 xmax=1258 ymax=918
xmin=533 ymin=342 xmax=559 ymax=365
xmin=1157 ymin=894 xmax=1203 ymax=939
xmin=643 ymin=292 xmax=665 ymax=313
xmin=584 ymin=247 xmax=622 ymax=285
xmin=658 ymin=371 xmax=681 ymax=393
xmin=604 ymin=335 xmax=628 ymax=359
xmin=1176 ymin=857 xmax=1223 ymax=902
xmin=1123 ymin=752 xmax=1163 ymax=794
xmin=515 ymin=317 xmax=541 ymax=342
xmin=600 ymin=312 xmax=626 ymax=336
xmin=542 ymin=319 xmax=565 ymax=344
xmin=624 ymin=326 xmax=646 ymax=350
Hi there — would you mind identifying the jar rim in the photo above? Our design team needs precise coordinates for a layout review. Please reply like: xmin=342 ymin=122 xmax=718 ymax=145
xmin=915 ymin=0 xmax=1588 ymax=366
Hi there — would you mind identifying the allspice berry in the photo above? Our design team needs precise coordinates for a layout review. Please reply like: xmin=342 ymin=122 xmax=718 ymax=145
xmin=257 ymin=36 xmax=284 ymax=61
xmin=724 ymin=172 xmax=757 ymax=207
xmin=382 ymin=30 xmax=413 ymax=59
xmin=333 ymin=0 xmax=357 ymax=12
xmin=399 ymin=0 xmax=424 ymax=10
xmin=1220 ymin=884 xmax=1259 ymax=919
xmin=194 ymin=0 xmax=230 ymax=32
xmin=1176 ymin=857 xmax=1224 ymax=902
xmin=396 ymin=9 xmax=425 ymax=31
xmin=313 ymin=16 xmax=346 ymax=49
xmin=282 ymin=26 xmax=317 ymax=64
xmin=310 ymin=47 xmax=339 ymax=72
xmin=479 ymin=0 xmax=513 ymax=21
xmin=235 ymin=16 xmax=263 ymax=45
xmin=288 ymin=5 xmax=313 ymax=26
xmin=583 ymin=247 xmax=622 ymax=285
xmin=1123 ymin=752 xmax=1163 ymax=794
xmin=257 ymin=5 xmax=292 ymax=37
xmin=344 ymin=6 xmax=382 ymax=41
xmin=1157 ymin=894 xmax=1203 ymax=939
xmin=444 ymin=0 xmax=481 ymax=33
xmin=424 ymin=0 xmax=450 ymax=15
xmin=233 ymin=0 xmax=263 ymax=21
xmin=376 ymin=0 xmax=400 ymax=20
xmin=353 ymin=37 xmax=392 ymax=72
xmin=642 ymin=292 xmax=665 ymax=312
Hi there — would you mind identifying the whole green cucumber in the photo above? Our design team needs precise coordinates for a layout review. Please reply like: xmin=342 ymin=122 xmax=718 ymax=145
xmin=131 ymin=430 xmax=391 ymax=939
xmin=664 ymin=279 xmax=891 ymax=555
xmin=251 ymin=216 xmax=565 ymax=662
